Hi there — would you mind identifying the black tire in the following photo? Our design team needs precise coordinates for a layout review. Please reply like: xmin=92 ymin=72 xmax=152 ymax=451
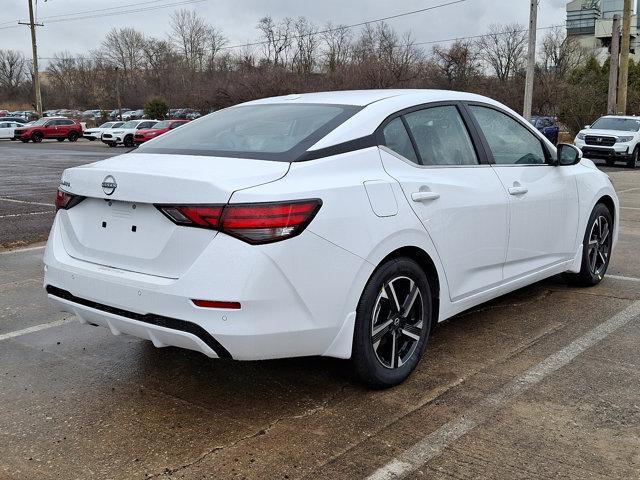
xmin=106 ymin=142 xmax=117 ymax=148
xmin=57 ymin=138 xmax=65 ymax=142
xmin=627 ymin=146 xmax=639 ymax=169
xmin=31 ymin=132 xmax=43 ymax=143
xmin=565 ymin=203 xmax=613 ymax=287
xmin=605 ymin=158 xmax=616 ymax=167
xmin=351 ymin=257 xmax=432 ymax=388
xmin=87 ymin=137 xmax=95 ymax=141
xmin=68 ymin=131 xmax=79 ymax=142
xmin=20 ymin=139 xmax=29 ymax=143
xmin=123 ymin=135 xmax=134 ymax=148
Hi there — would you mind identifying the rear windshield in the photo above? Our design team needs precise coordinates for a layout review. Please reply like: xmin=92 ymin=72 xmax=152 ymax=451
xmin=591 ymin=117 xmax=640 ymax=132
xmin=137 ymin=103 xmax=361 ymax=161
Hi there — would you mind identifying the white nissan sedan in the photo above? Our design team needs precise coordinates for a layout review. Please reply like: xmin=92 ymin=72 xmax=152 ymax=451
xmin=44 ymin=90 xmax=618 ymax=387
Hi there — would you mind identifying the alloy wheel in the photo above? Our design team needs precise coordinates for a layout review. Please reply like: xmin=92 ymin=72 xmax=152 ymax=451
xmin=587 ymin=215 xmax=611 ymax=276
xmin=371 ymin=276 xmax=424 ymax=369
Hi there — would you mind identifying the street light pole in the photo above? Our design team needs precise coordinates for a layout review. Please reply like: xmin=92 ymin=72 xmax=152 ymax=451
xmin=18 ymin=0 xmax=44 ymax=118
xmin=523 ymin=0 xmax=538 ymax=120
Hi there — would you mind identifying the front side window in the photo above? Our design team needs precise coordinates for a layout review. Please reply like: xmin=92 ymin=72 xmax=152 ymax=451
xmin=470 ymin=106 xmax=546 ymax=165
xmin=404 ymin=106 xmax=478 ymax=166
xmin=138 ymin=104 xmax=360 ymax=161
xmin=381 ymin=117 xmax=419 ymax=164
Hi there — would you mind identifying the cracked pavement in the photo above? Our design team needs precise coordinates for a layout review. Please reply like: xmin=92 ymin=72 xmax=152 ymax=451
xmin=1 ymin=140 xmax=639 ymax=479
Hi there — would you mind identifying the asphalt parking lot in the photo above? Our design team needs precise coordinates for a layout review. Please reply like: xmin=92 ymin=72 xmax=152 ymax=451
xmin=1 ymin=139 xmax=640 ymax=479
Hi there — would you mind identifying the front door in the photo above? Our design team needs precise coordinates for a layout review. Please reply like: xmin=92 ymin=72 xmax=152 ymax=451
xmin=467 ymin=105 xmax=579 ymax=281
xmin=379 ymin=104 xmax=509 ymax=302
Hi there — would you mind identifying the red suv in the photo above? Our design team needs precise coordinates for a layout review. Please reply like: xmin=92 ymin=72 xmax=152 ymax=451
xmin=13 ymin=117 xmax=83 ymax=143
xmin=134 ymin=119 xmax=189 ymax=146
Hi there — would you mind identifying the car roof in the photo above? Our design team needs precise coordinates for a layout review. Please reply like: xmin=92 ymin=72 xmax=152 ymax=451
xmin=240 ymin=89 xmax=496 ymax=107
xmin=597 ymin=115 xmax=639 ymax=120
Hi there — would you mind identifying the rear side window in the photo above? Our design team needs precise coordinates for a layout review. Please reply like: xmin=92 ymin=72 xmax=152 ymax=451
xmin=470 ymin=106 xmax=546 ymax=165
xmin=138 ymin=104 xmax=360 ymax=161
xmin=404 ymin=106 xmax=478 ymax=166
xmin=382 ymin=117 xmax=419 ymax=164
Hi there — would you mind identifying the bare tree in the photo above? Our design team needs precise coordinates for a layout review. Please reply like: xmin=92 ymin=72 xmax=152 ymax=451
xmin=291 ymin=17 xmax=318 ymax=75
xmin=432 ymin=41 xmax=480 ymax=89
xmin=208 ymin=26 xmax=228 ymax=69
xmin=170 ymin=9 xmax=210 ymax=71
xmin=540 ymin=27 xmax=588 ymax=77
xmin=101 ymin=27 xmax=146 ymax=79
xmin=476 ymin=23 xmax=527 ymax=82
xmin=0 ymin=50 xmax=26 ymax=96
xmin=321 ymin=22 xmax=351 ymax=72
xmin=257 ymin=16 xmax=293 ymax=67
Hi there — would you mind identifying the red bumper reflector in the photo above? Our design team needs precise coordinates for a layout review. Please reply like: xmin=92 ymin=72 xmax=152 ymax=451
xmin=192 ymin=299 xmax=241 ymax=310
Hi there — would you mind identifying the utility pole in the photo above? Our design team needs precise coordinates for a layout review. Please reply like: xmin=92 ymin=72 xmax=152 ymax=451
xmin=617 ymin=0 xmax=632 ymax=115
xmin=18 ymin=0 xmax=44 ymax=118
xmin=523 ymin=0 xmax=538 ymax=120
xmin=115 ymin=67 xmax=122 ymax=121
xmin=608 ymin=15 xmax=621 ymax=115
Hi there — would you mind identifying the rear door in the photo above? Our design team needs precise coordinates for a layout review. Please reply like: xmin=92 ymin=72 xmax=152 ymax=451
xmin=379 ymin=103 xmax=509 ymax=302
xmin=466 ymin=104 xmax=579 ymax=281
xmin=56 ymin=119 xmax=73 ymax=137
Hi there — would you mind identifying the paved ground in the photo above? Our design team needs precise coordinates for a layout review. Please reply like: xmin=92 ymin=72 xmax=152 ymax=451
xmin=1 ymin=139 xmax=640 ymax=479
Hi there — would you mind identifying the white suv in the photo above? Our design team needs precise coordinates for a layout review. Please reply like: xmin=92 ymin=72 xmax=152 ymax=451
xmin=574 ymin=115 xmax=640 ymax=168
xmin=101 ymin=119 xmax=158 ymax=147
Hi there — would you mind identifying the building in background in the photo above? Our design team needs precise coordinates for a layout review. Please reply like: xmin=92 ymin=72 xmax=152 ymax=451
xmin=566 ymin=0 xmax=640 ymax=62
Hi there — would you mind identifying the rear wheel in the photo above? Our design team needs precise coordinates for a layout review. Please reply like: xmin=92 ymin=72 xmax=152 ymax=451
xmin=31 ymin=132 xmax=43 ymax=143
xmin=351 ymin=257 xmax=432 ymax=388
xmin=68 ymin=131 xmax=79 ymax=142
xmin=565 ymin=203 xmax=613 ymax=286
xmin=628 ymin=146 xmax=639 ymax=169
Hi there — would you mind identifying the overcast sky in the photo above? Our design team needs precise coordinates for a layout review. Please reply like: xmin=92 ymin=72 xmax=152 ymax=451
xmin=1 ymin=0 xmax=568 ymax=66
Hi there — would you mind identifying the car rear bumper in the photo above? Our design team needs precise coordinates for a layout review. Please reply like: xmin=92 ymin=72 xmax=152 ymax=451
xmin=43 ymin=214 xmax=369 ymax=361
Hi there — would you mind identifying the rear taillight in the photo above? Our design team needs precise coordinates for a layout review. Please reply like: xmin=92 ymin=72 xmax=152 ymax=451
xmin=55 ymin=189 xmax=84 ymax=210
xmin=156 ymin=199 xmax=322 ymax=244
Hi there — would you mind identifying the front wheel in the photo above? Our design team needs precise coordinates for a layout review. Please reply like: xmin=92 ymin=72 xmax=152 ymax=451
xmin=628 ymin=146 xmax=639 ymax=169
xmin=351 ymin=257 xmax=432 ymax=388
xmin=605 ymin=158 xmax=616 ymax=167
xmin=106 ymin=142 xmax=117 ymax=148
xmin=31 ymin=132 xmax=43 ymax=143
xmin=68 ymin=131 xmax=79 ymax=142
xmin=565 ymin=203 xmax=613 ymax=286
xmin=123 ymin=135 xmax=134 ymax=148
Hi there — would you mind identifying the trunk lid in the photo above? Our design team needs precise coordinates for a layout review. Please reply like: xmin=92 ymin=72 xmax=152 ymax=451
xmin=59 ymin=152 xmax=290 ymax=278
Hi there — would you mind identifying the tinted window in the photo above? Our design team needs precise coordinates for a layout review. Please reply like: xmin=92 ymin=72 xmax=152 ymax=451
xmin=59 ymin=120 xmax=74 ymax=126
xmin=470 ymin=106 xmax=545 ymax=165
xmin=404 ymin=106 xmax=478 ymax=166
xmin=382 ymin=117 xmax=418 ymax=164
xmin=138 ymin=104 xmax=359 ymax=161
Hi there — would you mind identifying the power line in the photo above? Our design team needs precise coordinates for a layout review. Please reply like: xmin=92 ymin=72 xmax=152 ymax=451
xmin=0 ymin=0 xmax=207 ymax=30
xmin=412 ymin=24 xmax=564 ymax=47
xmin=219 ymin=0 xmax=469 ymax=51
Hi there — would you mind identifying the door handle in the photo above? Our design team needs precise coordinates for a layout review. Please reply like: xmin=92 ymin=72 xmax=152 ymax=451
xmin=508 ymin=186 xmax=528 ymax=196
xmin=411 ymin=191 xmax=440 ymax=202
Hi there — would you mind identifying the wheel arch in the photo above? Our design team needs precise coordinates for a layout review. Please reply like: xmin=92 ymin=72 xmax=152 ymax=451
xmin=597 ymin=194 xmax=616 ymax=226
xmin=377 ymin=246 xmax=440 ymax=329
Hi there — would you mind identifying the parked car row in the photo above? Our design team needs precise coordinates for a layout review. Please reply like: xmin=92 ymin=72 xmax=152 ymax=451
xmin=0 ymin=115 xmax=191 ymax=146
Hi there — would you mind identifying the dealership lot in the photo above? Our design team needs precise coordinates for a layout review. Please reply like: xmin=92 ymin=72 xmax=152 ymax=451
xmin=1 ymin=140 xmax=640 ymax=479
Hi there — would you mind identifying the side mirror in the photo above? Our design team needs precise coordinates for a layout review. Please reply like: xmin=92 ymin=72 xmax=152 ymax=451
xmin=584 ymin=125 xmax=591 ymax=129
xmin=556 ymin=143 xmax=583 ymax=166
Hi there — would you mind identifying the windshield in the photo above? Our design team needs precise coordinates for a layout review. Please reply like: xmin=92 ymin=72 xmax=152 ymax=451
xmin=29 ymin=119 xmax=49 ymax=126
xmin=591 ymin=117 xmax=640 ymax=132
xmin=99 ymin=122 xmax=114 ymax=128
xmin=138 ymin=103 xmax=360 ymax=161
xmin=151 ymin=120 xmax=171 ymax=129
xmin=120 ymin=121 xmax=139 ymax=129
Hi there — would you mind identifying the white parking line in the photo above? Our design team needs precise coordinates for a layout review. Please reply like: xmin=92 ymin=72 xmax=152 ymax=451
xmin=367 ymin=300 xmax=640 ymax=480
xmin=607 ymin=274 xmax=640 ymax=283
xmin=621 ymin=206 xmax=640 ymax=211
xmin=0 ymin=197 xmax=55 ymax=207
xmin=0 ymin=319 xmax=73 ymax=342
xmin=0 ymin=245 xmax=45 ymax=255
xmin=617 ymin=187 xmax=640 ymax=194
xmin=0 ymin=211 xmax=53 ymax=219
